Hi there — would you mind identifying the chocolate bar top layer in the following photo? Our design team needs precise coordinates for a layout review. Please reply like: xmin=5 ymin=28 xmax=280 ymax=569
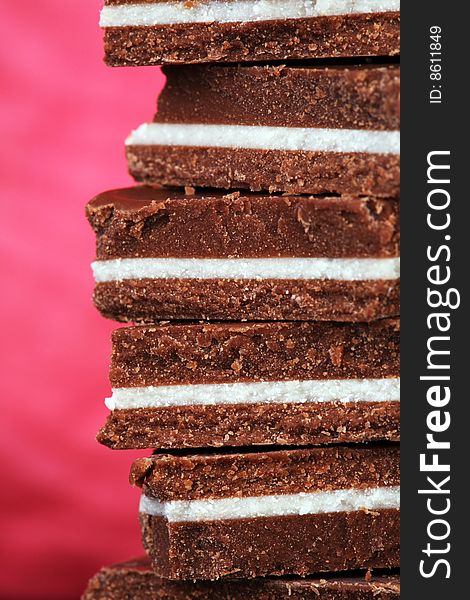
xmin=82 ymin=558 xmax=400 ymax=600
xmin=131 ymin=445 xmax=400 ymax=502
xmin=111 ymin=320 xmax=400 ymax=387
xmin=101 ymin=6 xmax=400 ymax=66
xmin=87 ymin=188 xmax=400 ymax=260
xmin=158 ymin=64 xmax=400 ymax=131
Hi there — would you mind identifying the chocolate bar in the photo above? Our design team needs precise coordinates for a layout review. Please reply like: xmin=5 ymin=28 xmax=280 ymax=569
xmin=100 ymin=1 xmax=400 ymax=66
xmin=127 ymin=63 xmax=400 ymax=196
xmin=98 ymin=320 xmax=400 ymax=449
xmin=132 ymin=445 xmax=400 ymax=579
xmin=83 ymin=557 xmax=400 ymax=599
xmin=88 ymin=188 xmax=400 ymax=324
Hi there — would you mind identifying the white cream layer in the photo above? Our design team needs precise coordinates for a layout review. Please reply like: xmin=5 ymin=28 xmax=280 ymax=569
xmin=101 ymin=1 xmax=400 ymax=27
xmin=139 ymin=486 xmax=400 ymax=522
xmin=107 ymin=378 xmax=400 ymax=410
xmin=126 ymin=123 xmax=400 ymax=155
xmin=92 ymin=257 xmax=400 ymax=282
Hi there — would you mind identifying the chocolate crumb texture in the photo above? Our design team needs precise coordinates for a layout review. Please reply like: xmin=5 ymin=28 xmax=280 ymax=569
xmin=110 ymin=320 xmax=400 ymax=388
xmin=131 ymin=445 xmax=401 ymax=502
xmin=125 ymin=61 xmax=400 ymax=196
xmin=157 ymin=63 xmax=400 ymax=131
xmin=133 ymin=445 xmax=400 ymax=579
xmin=97 ymin=400 xmax=400 ymax=450
xmin=99 ymin=319 xmax=400 ymax=449
xmin=88 ymin=188 xmax=400 ymax=323
xmin=101 ymin=10 xmax=400 ymax=66
xmin=82 ymin=557 xmax=401 ymax=599
xmin=140 ymin=509 xmax=400 ymax=579
xmin=87 ymin=188 xmax=400 ymax=260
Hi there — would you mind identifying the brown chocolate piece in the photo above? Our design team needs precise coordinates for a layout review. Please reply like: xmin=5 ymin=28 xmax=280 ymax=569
xmin=133 ymin=446 xmax=400 ymax=579
xmin=131 ymin=446 xmax=400 ymax=501
xmin=100 ymin=321 xmax=399 ymax=449
xmin=126 ymin=65 xmax=400 ymax=197
xmin=103 ymin=13 xmax=400 ymax=66
xmin=98 ymin=401 xmax=400 ymax=450
xmin=158 ymin=64 xmax=400 ymax=131
xmin=82 ymin=557 xmax=400 ymax=600
xmin=87 ymin=188 xmax=400 ymax=260
xmin=98 ymin=320 xmax=400 ymax=448
xmin=128 ymin=62 xmax=400 ymax=195
xmin=140 ymin=510 xmax=400 ymax=580
xmin=110 ymin=320 xmax=400 ymax=387
xmin=90 ymin=189 xmax=400 ymax=322
xmin=126 ymin=146 xmax=400 ymax=197
xmin=95 ymin=278 xmax=399 ymax=323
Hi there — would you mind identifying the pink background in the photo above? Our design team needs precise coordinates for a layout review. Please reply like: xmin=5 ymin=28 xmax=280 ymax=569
xmin=0 ymin=2 xmax=165 ymax=598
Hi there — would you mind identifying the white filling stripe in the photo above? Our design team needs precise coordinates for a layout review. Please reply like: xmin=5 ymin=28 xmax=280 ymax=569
xmin=107 ymin=378 xmax=400 ymax=410
xmin=101 ymin=1 xmax=400 ymax=27
xmin=92 ymin=257 xmax=400 ymax=282
xmin=126 ymin=123 xmax=400 ymax=155
xmin=139 ymin=486 xmax=400 ymax=522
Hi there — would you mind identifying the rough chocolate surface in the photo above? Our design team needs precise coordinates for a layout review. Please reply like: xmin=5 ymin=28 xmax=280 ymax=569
xmin=101 ymin=321 xmax=400 ymax=450
xmin=103 ymin=14 xmax=400 ymax=66
xmin=131 ymin=445 xmax=400 ymax=501
xmin=158 ymin=64 xmax=400 ymax=131
xmin=98 ymin=400 xmax=400 ymax=450
xmin=110 ymin=320 xmax=400 ymax=387
xmin=136 ymin=446 xmax=400 ymax=578
xmin=88 ymin=188 xmax=400 ymax=260
xmin=141 ymin=510 xmax=400 ymax=579
xmin=126 ymin=146 xmax=400 ymax=197
xmin=82 ymin=557 xmax=400 ymax=600
xmin=90 ymin=189 xmax=400 ymax=322
xmin=95 ymin=278 xmax=400 ymax=323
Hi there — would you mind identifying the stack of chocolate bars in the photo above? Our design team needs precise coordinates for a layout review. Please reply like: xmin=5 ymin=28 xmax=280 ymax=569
xmin=83 ymin=2 xmax=400 ymax=598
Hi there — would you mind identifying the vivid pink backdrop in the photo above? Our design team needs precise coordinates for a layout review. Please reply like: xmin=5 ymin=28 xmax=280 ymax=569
xmin=0 ymin=2 xmax=165 ymax=598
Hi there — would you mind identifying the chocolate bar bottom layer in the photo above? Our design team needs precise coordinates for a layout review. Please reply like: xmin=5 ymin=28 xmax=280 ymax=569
xmin=94 ymin=279 xmax=400 ymax=323
xmin=127 ymin=147 xmax=400 ymax=197
xmin=82 ymin=558 xmax=400 ymax=600
xmin=104 ymin=14 xmax=400 ymax=66
xmin=98 ymin=401 xmax=400 ymax=450
xmin=141 ymin=509 xmax=400 ymax=580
